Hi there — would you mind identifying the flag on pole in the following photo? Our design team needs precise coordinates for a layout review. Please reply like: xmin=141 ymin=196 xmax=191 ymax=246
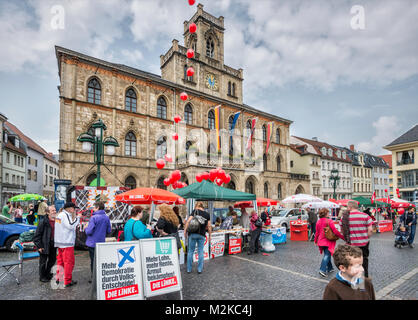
xmin=371 ymin=191 xmax=376 ymax=204
xmin=265 ymin=122 xmax=274 ymax=154
xmin=229 ymin=111 xmax=240 ymax=155
xmin=246 ymin=118 xmax=257 ymax=153
xmin=214 ymin=105 xmax=221 ymax=152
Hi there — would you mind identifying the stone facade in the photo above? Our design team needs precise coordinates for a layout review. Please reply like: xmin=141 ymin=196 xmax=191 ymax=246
xmin=56 ymin=5 xmax=308 ymax=201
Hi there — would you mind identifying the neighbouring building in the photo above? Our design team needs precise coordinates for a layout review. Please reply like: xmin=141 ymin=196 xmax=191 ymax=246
xmin=291 ymin=137 xmax=352 ymax=200
xmin=384 ymin=124 xmax=418 ymax=204
xmin=0 ymin=113 xmax=7 ymax=204
xmin=379 ymin=154 xmax=393 ymax=197
xmin=44 ymin=154 xmax=60 ymax=203
xmin=343 ymin=146 xmax=373 ymax=198
xmin=368 ymin=154 xmax=390 ymax=199
xmin=55 ymin=4 xmax=310 ymax=200
xmin=1 ymin=125 xmax=26 ymax=205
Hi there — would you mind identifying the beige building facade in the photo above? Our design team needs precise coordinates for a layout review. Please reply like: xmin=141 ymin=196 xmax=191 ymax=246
xmin=56 ymin=5 xmax=309 ymax=201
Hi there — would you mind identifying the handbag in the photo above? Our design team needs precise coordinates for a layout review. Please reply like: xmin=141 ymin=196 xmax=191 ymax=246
xmin=324 ymin=220 xmax=338 ymax=241
xmin=254 ymin=218 xmax=263 ymax=228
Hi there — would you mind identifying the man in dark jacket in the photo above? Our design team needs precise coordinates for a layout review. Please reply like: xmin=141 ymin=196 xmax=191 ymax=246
xmin=33 ymin=205 xmax=57 ymax=282
xmin=85 ymin=201 xmax=111 ymax=280
xmin=307 ymin=209 xmax=318 ymax=241
xmin=400 ymin=206 xmax=416 ymax=248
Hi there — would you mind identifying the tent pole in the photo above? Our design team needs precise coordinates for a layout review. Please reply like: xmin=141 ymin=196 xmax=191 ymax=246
xmin=150 ymin=201 xmax=155 ymax=224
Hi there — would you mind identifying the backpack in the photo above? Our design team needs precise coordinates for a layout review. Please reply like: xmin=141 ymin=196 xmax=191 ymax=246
xmin=187 ymin=211 xmax=207 ymax=233
xmin=254 ymin=218 xmax=263 ymax=228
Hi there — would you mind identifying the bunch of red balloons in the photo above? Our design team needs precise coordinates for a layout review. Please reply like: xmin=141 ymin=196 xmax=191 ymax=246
xmin=196 ymin=167 xmax=231 ymax=186
xmin=163 ymin=170 xmax=187 ymax=189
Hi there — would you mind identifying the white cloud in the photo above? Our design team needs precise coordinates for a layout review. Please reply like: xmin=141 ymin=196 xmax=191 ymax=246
xmin=357 ymin=115 xmax=402 ymax=154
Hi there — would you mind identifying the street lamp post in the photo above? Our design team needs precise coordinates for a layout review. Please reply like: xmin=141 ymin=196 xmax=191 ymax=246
xmin=329 ymin=169 xmax=340 ymax=200
xmin=77 ymin=119 xmax=119 ymax=187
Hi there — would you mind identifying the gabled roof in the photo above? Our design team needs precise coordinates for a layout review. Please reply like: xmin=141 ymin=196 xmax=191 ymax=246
xmin=5 ymin=122 xmax=58 ymax=164
xmin=386 ymin=124 xmax=418 ymax=147
xmin=379 ymin=154 xmax=392 ymax=169
xmin=292 ymin=136 xmax=351 ymax=163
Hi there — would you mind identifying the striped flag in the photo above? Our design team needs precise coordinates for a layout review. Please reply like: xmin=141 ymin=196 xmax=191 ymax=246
xmin=246 ymin=118 xmax=257 ymax=153
xmin=229 ymin=111 xmax=240 ymax=155
xmin=265 ymin=122 xmax=274 ymax=154
xmin=214 ymin=105 xmax=221 ymax=152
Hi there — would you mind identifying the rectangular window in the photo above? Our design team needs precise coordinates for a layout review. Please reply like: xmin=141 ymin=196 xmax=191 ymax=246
xmin=6 ymin=152 xmax=10 ymax=163
xmin=50 ymin=167 xmax=53 ymax=174
xmin=33 ymin=171 xmax=37 ymax=182
xmin=12 ymin=175 xmax=15 ymax=184
xmin=49 ymin=176 xmax=53 ymax=186
xmin=396 ymin=150 xmax=414 ymax=166
xmin=14 ymin=155 xmax=17 ymax=165
xmin=46 ymin=164 xmax=48 ymax=171
xmin=5 ymin=173 xmax=9 ymax=183
xmin=35 ymin=159 xmax=38 ymax=167
xmin=28 ymin=169 xmax=31 ymax=180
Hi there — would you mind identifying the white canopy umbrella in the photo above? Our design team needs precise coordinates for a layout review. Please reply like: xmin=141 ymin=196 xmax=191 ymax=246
xmin=302 ymin=201 xmax=340 ymax=210
xmin=282 ymin=194 xmax=323 ymax=204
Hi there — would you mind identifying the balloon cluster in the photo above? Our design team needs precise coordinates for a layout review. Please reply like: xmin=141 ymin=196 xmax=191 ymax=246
xmin=163 ymin=170 xmax=187 ymax=189
xmin=196 ymin=167 xmax=231 ymax=186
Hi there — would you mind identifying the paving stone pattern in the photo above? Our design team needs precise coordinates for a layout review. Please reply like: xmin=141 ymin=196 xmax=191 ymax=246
xmin=0 ymin=231 xmax=416 ymax=300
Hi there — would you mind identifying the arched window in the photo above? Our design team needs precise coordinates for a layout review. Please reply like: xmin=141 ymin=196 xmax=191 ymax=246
xmin=125 ymin=176 xmax=137 ymax=190
xmin=228 ymin=115 xmax=235 ymax=131
xmin=232 ymin=83 xmax=236 ymax=96
xmin=157 ymin=97 xmax=167 ymax=119
xmin=87 ymin=78 xmax=101 ymax=104
xmin=208 ymin=110 xmax=215 ymax=129
xmin=184 ymin=64 xmax=193 ymax=82
xmin=245 ymin=179 xmax=254 ymax=194
xmin=206 ymin=37 xmax=214 ymax=58
xmin=227 ymin=181 xmax=236 ymax=190
xmin=186 ymin=141 xmax=193 ymax=160
xmin=246 ymin=120 xmax=253 ymax=138
xmin=276 ymin=128 xmax=280 ymax=144
xmin=86 ymin=173 xmax=96 ymax=186
xmin=228 ymin=81 xmax=231 ymax=95
xmin=125 ymin=88 xmax=137 ymax=112
xmin=125 ymin=132 xmax=137 ymax=157
xmin=157 ymin=176 xmax=167 ymax=190
xmin=207 ymin=143 xmax=216 ymax=162
xmin=263 ymin=154 xmax=268 ymax=170
xmin=262 ymin=125 xmax=267 ymax=141
xmin=277 ymin=183 xmax=282 ymax=200
xmin=184 ymin=104 xmax=193 ymax=125
xmin=156 ymin=137 xmax=167 ymax=159
xmin=264 ymin=183 xmax=269 ymax=198
xmin=277 ymin=156 xmax=281 ymax=172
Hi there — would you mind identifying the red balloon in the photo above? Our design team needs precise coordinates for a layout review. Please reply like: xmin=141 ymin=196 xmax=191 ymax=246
xmin=180 ymin=92 xmax=188 ymax=101
xmin=218 ymin=169 xmax=226 ymax=181
xmin=163 ymin=178 xmax=171 ymax=187
xmin=384 ymin=189 xmax=388 ymax=192
xmin=172 ymin=133 xmax=179 ymax=141
xmin=165 ymin=154 xmax=173 ymax=163
xmin=216 ymin=178 xmax=223 ymax=186
xmin=156 ymin=159 xmax=165 ymax=170
xmin=202 ymin=172 xmax=210 ymax=180
xmin=187 ymin=67 xmax=194 ymax=77
xmin=196 ymin=174 xmax=203 ymax=183
xmin=171 ymin=170 xmax=181 ymax=182
xmin=209 ymin=169 xmax=218 ymax=182
xmin=398 ymin=208 xmax=404 ymax=214
xmin=187 ymin=48 xmax=194 ymax=59
xmin=188 ymin=0 xmax=196 ymax=5
xmin=172 ymin=182 xmax=178 ymax=190
xmin=189 ymin=23 xmax=197 ymax=34
xmin=224 ymin=174 xmax=231 ymax=184
xmin=174 ymin=115 xmax=181 ymax=123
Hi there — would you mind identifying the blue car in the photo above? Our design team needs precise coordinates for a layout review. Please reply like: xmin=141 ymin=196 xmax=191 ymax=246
xmin=0 ymin=215 xmax=37 ymax=251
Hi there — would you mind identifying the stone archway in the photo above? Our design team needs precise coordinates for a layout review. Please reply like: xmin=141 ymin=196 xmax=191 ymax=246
xmin=295 ymin=185 xmax=305 ymax=194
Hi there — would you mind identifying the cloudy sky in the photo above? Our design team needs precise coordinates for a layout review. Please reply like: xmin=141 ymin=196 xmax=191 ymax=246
xmin=1 ymin=0 xmax=417 ymax=156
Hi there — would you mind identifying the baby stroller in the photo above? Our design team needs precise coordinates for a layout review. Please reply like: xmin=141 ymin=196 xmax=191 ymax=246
xmin=394 ymin=224 xmax=410 ymax=249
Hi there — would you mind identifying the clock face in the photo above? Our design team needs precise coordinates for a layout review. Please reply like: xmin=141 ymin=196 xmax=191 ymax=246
xmin=206 ymin=73 xmax=218 ymax=90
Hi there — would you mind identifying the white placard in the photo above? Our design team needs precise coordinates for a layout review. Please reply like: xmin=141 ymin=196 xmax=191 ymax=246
xmin=210 ymin=233 xmax=225 ymax=259
xmin=96 ymin=241 xmax=144 ymax=300
xmin=140 ymin=237 xmax=182 ymax=298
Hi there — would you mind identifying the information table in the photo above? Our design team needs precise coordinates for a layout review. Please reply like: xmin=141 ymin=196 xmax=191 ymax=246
xmin=263 ymin=226 xmax=287 ymax=244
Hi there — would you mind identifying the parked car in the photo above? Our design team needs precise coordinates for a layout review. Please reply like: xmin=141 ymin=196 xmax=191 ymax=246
xmin=212 ymin=208 xmax=242 ymax=224
xmin=270 ymin=208 xmax=309 ymax=231
xmin=0 ymin=215 xmax=37 ymax=251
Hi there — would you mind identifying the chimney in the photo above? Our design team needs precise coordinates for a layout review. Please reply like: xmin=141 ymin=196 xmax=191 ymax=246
xmin=312 ymin=137 xmax=318 ymax=141
xmin=350 ymin=144 xmax=355 ymax=152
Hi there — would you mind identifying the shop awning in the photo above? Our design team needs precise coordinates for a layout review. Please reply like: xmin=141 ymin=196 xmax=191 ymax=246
xmin=172 ymin=180 xmax=256 ymax=201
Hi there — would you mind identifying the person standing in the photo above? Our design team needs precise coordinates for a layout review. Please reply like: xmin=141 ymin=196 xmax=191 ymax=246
xmin=400 ymin=206 xmax=416 ymax=248
xmin=14 ymin=204 xmax=23 ymax=223
xmin=54 ymin=202 xmax=81 ymax=288
xmin=248 ymin=211 xmax=262 ymax=255
xmin=239 ymin=207 xmax=250 ymax=230
xmin=173 ymin=206 xmax=184 ymax=230
xmin=123 ymin=206 xmax=152 ymax=241
xmin=314 ymin=209 xmax=345 ymax=277
xmin=26 ymin=204 xmax=36 ymax=225
xmin=85 ymin=201 xmax=111 ymax=280
xmin=1 ymin=202 xmax=13 ymax=219
xmin=33 ymin=206 xmax=57 ymax=282
xmin=37 ymin=199 xmax=48 ymax=223
xmin=184 ymin=202 xmax=211 ymax=274
xmin=340 ymin=200 xmax=373 ymax=278
xmin=307 ymin=209 xmax=318 ymax=241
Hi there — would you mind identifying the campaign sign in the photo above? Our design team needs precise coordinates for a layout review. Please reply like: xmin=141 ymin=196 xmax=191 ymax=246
xmin=96 ymin=241 xmax=144 ymax=300
xmin=378 ymin=220 xmax=393 ymax=233
xmin=272 ymin=227 xmax=287 ymax=244
xmin=210 ymin=233 xmax=225 ymax=259
xmin=193 ymin=233 xmax=210 ymax=262
xmin=228 ymin=235 xmax=242 ymax=254
xmin=140 ymin=237 xmax=182 ymax=298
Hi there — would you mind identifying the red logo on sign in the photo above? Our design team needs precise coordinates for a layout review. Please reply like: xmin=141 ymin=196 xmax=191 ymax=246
xmin=105 ymin=284 xmax=139 ymax=300
xmin=150 ymin=276 xmax=178 ymax=291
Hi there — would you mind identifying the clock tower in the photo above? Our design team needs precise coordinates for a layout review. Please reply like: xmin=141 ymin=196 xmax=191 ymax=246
xmin=160 ymin=3 xmax=244 ymax=104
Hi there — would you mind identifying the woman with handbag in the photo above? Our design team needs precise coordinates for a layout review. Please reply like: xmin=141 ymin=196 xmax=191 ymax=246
xmin=248 ymin=211 xmax=262 ymax=255
xmin=123 ymin=206 xmax=152 ymax=241
xmin=314 ymin=208 xmax=345 ymax=277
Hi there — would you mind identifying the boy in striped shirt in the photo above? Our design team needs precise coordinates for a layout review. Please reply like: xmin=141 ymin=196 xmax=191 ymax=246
xmin=340 ymin=200 xmax=373 ymax=278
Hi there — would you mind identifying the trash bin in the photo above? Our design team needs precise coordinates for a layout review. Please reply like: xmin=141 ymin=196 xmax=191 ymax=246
xmin=290 ymin=220 xmax=308 ymax=241
xmin=260 ymin=230 xmax=275 ymax=252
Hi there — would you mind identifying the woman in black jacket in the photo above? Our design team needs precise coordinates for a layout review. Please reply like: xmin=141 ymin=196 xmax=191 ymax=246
xmin=33 ymin=206 xmax=57 ymax=282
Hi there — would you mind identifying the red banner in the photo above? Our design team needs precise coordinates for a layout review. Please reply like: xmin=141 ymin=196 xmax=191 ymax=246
xmin=105 ymin=284 xmax=139 ymax=300
xmin=228 ymin=237 xmax=242 ymax=254
xmin=150 ymin=276 xmax=178 ymax=292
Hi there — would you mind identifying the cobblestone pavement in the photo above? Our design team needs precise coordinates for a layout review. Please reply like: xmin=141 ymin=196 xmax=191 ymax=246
xmin=0 ymin=231 xmax=416 ymax=300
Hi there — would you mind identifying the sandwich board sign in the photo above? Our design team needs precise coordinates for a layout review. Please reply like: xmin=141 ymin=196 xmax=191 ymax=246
xmin=96 ymin=241 xmax=144 ymax=300
xmin=139 ymin=237 xmax=183 ymax=298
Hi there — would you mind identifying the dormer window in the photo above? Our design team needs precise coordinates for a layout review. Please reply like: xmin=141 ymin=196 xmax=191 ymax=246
xmin=336 ymin=150 xmax=341 ymax=158
xmin=342 ymin=151 xmax=346 ymax=159
xmin=15 ymin=139 xmax=19 ymax=149
xmin=321 ymin=147 xmax=326 ymax=155
xmin=328 ymin=148 xmax=333 ymax=157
